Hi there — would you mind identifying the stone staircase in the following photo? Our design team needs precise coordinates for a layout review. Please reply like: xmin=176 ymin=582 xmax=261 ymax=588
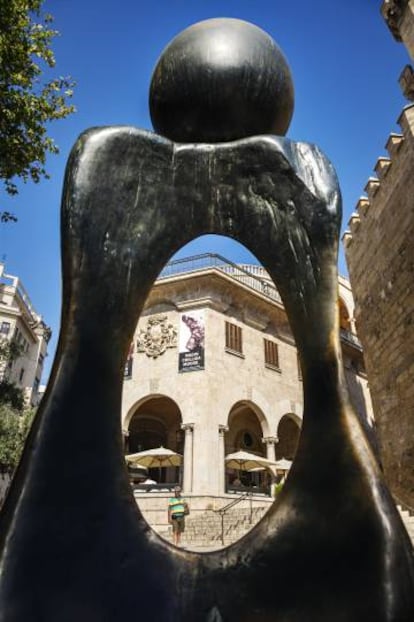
xmin=160 ymin=504 xmax=269 ymax=550
xmin=159 ymin=503 xmax=414 ymax=551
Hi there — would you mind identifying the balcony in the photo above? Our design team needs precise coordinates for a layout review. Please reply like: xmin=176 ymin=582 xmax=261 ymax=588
xmin=340 ymin=328 xmax=362 ymax=351
xmin=159 ymin=253 xmax=282 ymax=303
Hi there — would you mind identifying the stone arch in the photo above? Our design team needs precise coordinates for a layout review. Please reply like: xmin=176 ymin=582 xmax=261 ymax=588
xmin=226 ymin=399 xmax=271 ymax=449
xmin=209 ymin=381 xmax=276 ymax=434
xmin=126 ymin=394 xmax=183 ymax=484
xmin=273 ymin=400 xmax=303 ymax=432
xmin=225 ymin=400 xmax=272 ymax=492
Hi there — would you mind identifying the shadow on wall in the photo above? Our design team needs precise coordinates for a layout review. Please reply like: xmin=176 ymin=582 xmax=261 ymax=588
xmin=344 ymin=368 xmax=381 ymax=464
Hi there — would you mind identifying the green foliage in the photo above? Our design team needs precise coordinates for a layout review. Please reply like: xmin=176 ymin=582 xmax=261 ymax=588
xmin=0 ymin=403 xmax=35 ymax=473
xmin=0 ymin=335 xmax=34 ymax=471
xmin=0 ymin=380 xmax=25 ymax=411
xmin=0 ymin=0 xmax=75 ymax=219
xmin=0 ymin=337 xmax=25 ymax=410
xmin=0 ymin=337 xmax=25 ymax=364
xmin=273 ymin=480 xmax=285 ymax=497
xmin=0 ymin=212 xmax=17 ymax=223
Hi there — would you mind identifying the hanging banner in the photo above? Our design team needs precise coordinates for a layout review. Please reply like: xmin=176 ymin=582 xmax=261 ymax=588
xmin=178 ymin=311 xmax=205 ymax=372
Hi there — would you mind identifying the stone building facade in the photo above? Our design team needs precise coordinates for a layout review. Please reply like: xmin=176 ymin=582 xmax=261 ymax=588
xmin=342 ymin=1 xmax=414 ymax=507
xmin=121 ymin=254 xmax=372 ymax=527
xmin=0 ymin=263 xmax=50 ymax=407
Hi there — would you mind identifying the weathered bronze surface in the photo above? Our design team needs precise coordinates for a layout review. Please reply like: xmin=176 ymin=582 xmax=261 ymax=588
xmin=0 ymin=19 xmax=413 ymax=622
xmin=150 ymin=18 xmax=294 ymax=142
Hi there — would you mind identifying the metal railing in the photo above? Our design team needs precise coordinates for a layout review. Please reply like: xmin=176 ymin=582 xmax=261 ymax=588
xmin=340 ymin=328 xmax=362 ymax=350
xmin=214 ymin=492 xmax=253 ymax=546
xmin=132 ymin=482 xmax=179 ymax=493
xmin=227 ymin=484 xmax=269 ymax=496
xmin=159 ymin=253 xmax=282 ymax=303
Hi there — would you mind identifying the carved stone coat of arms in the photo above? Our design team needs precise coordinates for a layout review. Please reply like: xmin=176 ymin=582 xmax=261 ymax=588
xmin=137 ymin=315 xmax=177 ymax=358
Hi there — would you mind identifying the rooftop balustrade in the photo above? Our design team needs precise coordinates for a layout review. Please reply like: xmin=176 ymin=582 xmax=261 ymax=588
xmin=159 ymin=253 xmax=282 ymax=303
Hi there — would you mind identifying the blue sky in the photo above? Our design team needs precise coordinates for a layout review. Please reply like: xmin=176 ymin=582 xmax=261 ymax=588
xmin=0 ymin=1 xmax=410 ymax=380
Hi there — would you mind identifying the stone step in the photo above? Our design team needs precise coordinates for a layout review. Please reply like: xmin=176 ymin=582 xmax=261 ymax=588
xmin=159 ymin=505 xmax=269 ymax=549
xmin=182 ymin=506 xmax=268 ymax=546
xmin=162 ymin=505 xmax=414 ymax=550
xmin=397 ymin=505 xmax=414 ymax=546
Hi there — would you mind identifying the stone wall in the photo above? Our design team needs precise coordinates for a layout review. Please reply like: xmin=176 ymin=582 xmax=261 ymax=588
xmin=401 ymin=0 xmax=414 ymax=56
xmin=343 ymin=104 xmax=414 ymax=507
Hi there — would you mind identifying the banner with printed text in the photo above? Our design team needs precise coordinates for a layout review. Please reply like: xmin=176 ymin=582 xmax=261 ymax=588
xmin=178 ymin=311 xmax=205 ymax=372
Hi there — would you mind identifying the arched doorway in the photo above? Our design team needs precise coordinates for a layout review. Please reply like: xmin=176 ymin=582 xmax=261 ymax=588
xmin=277 ymin=414 xmax=301 ymax=461
xmin=127 ymin=395 xmax=183 ymax=485
xmin=225 ymin=401 xmax=272 ymax=494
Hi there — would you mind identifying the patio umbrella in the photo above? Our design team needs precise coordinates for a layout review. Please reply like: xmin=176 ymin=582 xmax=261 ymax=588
xmin=275 ymin=458 xmax=292 ymax=471
xmin=225 ymin=450 xmax=277 ymax=472
xmin=125 ymin=446 xmax=182 ymax=468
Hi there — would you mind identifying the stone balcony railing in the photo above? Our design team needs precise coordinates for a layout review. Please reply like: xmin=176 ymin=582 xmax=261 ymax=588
xmin=159 ymin=252 xmax=282 ymax=303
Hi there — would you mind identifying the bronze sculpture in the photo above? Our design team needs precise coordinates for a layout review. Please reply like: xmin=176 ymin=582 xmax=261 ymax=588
xmin=0 ymin=18 xmax=413 ymax=621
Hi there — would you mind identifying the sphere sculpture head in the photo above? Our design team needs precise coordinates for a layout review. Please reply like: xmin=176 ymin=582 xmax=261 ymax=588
xmin=149 ymin=18 xmax=294 ymax=143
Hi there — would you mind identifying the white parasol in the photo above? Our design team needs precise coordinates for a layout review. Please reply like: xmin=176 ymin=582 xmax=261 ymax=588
xmin=125 ymin=446 xmax=182 ymax=468
xmin=275 ymin=458 xmax=292 ymax=471
xmin=225 ymin=450 xmax=277 ymax=473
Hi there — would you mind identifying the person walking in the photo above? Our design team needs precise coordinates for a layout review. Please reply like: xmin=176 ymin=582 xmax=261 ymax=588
xmin=168 ymin=486 xmax=189 ymax=547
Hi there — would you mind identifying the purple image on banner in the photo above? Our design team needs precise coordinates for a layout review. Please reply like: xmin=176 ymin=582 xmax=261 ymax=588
xmin=178 ymin=311 xmax=205 ymax=372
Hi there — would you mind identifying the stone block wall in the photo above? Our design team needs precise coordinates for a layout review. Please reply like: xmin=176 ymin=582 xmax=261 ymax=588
xmin=401 ymin=0 xmax=414 ymax=57
xmin=343 ymin=104 xmax=414 ymax=507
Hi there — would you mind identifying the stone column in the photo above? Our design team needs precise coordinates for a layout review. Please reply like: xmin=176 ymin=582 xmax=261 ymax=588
xmin=350 ymin=316 xmax=358 ymax=335
xmin=262 ymin=436 xmax=278 ymax=462
xmin=218 ymin=425 xmax=229 ymax=494
xmin=122 ymin=429 xmax=130 ymax=453
xmin=181 ymin=423 xmax=194 ymax=493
